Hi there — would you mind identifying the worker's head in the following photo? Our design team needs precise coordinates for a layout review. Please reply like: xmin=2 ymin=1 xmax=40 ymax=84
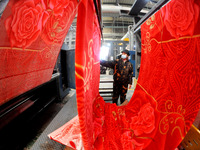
xmin=121 ymin=49 xmax=130 ymax=60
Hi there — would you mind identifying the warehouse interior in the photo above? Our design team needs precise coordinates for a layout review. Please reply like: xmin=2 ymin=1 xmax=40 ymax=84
xmin=0 ymin=0 xmax=200 ymax=150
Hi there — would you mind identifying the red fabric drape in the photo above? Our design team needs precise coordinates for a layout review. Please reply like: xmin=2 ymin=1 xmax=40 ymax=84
xmin=0 ymin=0 xmax=78 ymax=105
xmin=75 ymin=0 xmax=101 ymax=149
xmin=138 ymin=0 xmax=200 ymax=149
xmin=97 ymin=0 xmax=200 ymax=149
xmin=49 ymin=0 xmax=102 ymax=149
xmin=50 ymin=0 xmax=200 ymax=150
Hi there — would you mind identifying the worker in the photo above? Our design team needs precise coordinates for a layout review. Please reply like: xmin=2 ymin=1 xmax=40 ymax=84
xmin=100 ymin=49 xmax=133 ymax=105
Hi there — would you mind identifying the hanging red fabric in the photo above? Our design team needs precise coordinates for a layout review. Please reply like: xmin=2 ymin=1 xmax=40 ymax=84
xmin=97 ymin=0 xmax=200 ymax=149
xmin=0 ymin=0 xmax=78 ymax=106
xmin=46 ymin=0 xmax=200 ymax=149
xmin=75 ymin=0 xmax=200 ymax=149
xmin=75 ymin=0 xmax=102 ymax=148
xmin=49 ymin=0 xmax=102 ymax=149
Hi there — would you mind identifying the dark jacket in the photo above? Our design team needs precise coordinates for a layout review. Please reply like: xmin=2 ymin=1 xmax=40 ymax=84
xmin=100 ymin=59 xmax=133 ymax=85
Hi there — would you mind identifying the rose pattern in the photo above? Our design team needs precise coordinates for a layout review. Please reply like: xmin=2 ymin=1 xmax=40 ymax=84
xmin=41 ymin=0 xmax=77 ymax=45
xmin=130 ymin=103 xmax=155 ymax=136
xmin=161 ymin=0 xmax=199 ymax=39
xmin=5 ymin=0 xmax=49 ymax=48
xmin=5 ymin=0 xmax=78 ymax=48
xmin=48 ymin=0 xmax=70 ymax=16
xmin=121 ymin=131 xmax=144 ymax=150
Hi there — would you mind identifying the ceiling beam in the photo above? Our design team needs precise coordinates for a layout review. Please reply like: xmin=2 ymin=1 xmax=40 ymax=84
xmin=0 ymin=0 xmax=9 ymax=17
xmin=93 ymin=0 xmax=103 ymax=37
xmin=116 ymin=0 xmax=119 ymax=5
xmin=129 ymin=0 xmax=150 ymax=16
xmin=102 ymin=2 xmax=133 ymax=6
xmin=151 ymin=0 xmax=159 ymax=3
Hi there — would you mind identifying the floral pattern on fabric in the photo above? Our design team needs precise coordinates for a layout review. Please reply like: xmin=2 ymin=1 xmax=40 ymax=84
xmin=0 ymin=0 xmax=78 ymax=105
xmin=47 ymin=0 xmax=200 ymax=149
xmin=5 ymin=0 xmax=49 ymax=48
xmin=41 ymin=0 xmax=77 ymax=45
xmin=121 ymin=131 xmax=144 ymax=150
xmin=130 ymin=103 xmax=155 ymax=136
xmin=161 ymin=0 xmax=199 ymax=39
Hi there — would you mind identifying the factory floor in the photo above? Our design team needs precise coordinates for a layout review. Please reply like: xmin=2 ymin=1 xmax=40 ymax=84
xmin=30 ymin=90 xmax=77 ymax=150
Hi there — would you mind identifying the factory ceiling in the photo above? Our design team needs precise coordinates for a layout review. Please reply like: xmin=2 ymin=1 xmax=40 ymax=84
xmin=66 ymin=0 xmax=161 ymax=43
xmin=101 ymin=0 xmax=160 ymax=40
xmin=62 ymin=0 xmax=167 ymax=48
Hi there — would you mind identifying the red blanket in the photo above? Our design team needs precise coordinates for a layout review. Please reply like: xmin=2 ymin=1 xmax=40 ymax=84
xmin=0 ymin=0 xmax=78 ymax=105
xmin=50 ymin=0 xmax=200 ymax=149
xmin=1 ymin=0 xmax=200 ymax=149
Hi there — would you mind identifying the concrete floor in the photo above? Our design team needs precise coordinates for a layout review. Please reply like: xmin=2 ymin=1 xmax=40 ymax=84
xmin=30 ymin=90 xmax=77 ymax=150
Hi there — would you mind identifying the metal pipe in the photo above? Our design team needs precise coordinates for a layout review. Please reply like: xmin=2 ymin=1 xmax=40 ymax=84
xmin=133 ymin=0 xmax=171 ymax=31
xmin=0 ymin=0 xmax=9 ymax=18
xmin=93 ymin=0 xmax=103 ymax=38
xmin=129 ymin=0 xmax=151 ymax=16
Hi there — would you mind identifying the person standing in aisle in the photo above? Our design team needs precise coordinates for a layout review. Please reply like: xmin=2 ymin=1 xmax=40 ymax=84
xmin=100 ymin=49 xmax=133 ymax=105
